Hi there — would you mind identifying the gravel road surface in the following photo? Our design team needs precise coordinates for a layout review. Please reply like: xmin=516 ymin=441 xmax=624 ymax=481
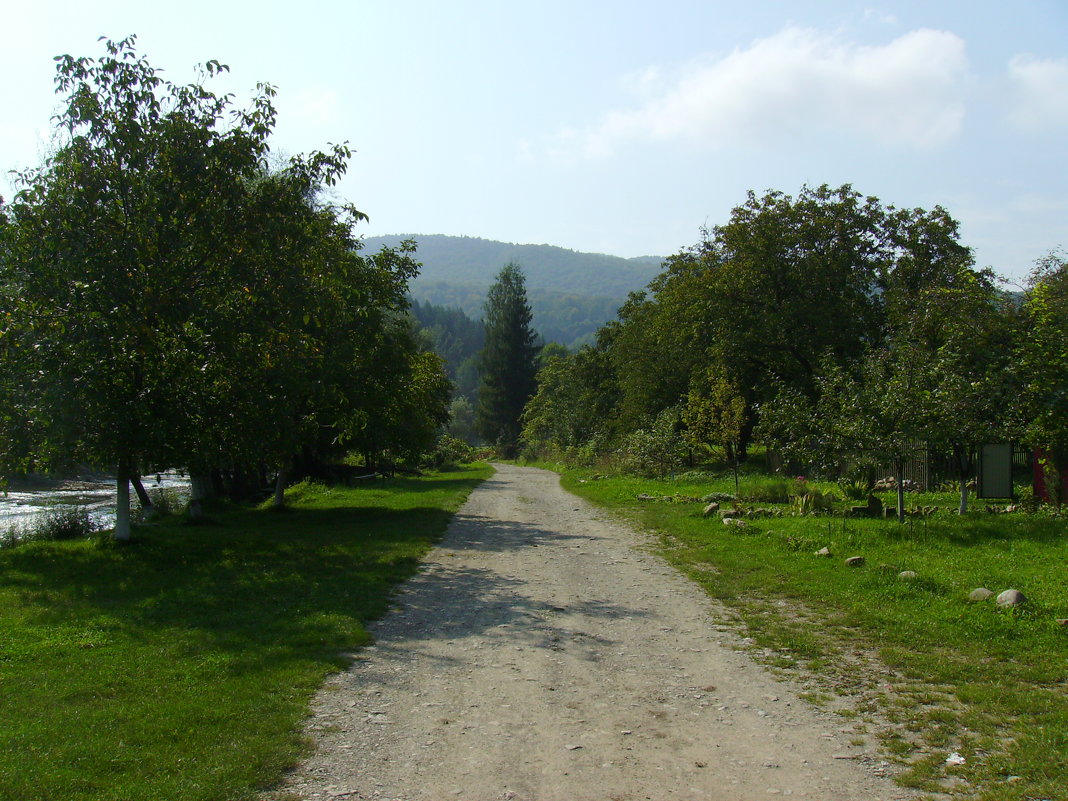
xmin=265 ymin=464 xmax=914 ymax=801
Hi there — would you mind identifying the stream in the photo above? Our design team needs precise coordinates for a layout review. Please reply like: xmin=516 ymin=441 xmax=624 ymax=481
xmin=0 ymin=472 xmax=190 ymax=532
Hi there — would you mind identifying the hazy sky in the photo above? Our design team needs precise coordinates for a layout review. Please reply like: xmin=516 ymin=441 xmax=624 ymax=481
xmin=2 ymin=1 xmax=1065 ymax=282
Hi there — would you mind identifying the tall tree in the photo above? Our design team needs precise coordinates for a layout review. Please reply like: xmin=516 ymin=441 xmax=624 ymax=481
xmin=1018 ymin=252 xmax=1068 ymax=505
xmin=0 ymin=38 xmax=424 ymax=532
xmin=476 ymin=263 xmax=540 ymax=455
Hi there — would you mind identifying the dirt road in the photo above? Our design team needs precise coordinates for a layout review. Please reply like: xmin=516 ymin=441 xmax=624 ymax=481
xmin=267 ymin=464 xmax=913 ymax=801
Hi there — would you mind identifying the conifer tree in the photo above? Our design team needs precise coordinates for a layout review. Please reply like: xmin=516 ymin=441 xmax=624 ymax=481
xmin=476 ymin=263 xmax=540 ymax=454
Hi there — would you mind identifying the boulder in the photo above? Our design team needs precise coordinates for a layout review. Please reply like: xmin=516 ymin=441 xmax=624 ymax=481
xmin=845 ymin=556 xmax=866 ymax=567
xmin=702 ymin=502 xmax=719 ymax=518
xmin=996 ymin=589 xmax=1027 ymax=608
xmin=898 ymin=570 xmax=918 ymax=580
xmin=968 ymin=587 xmax=995 ymax=602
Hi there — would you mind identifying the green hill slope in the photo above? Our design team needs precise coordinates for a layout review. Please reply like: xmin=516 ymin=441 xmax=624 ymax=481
xmin=363 ymin=234 xmax=664 ymax=347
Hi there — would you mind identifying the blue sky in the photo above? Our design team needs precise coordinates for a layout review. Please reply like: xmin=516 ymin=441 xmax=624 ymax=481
xmin=2 ymin=0 xmax=1065 ymax=282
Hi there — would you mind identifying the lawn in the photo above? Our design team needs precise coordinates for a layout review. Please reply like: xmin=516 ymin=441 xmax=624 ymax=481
xmin=0 ymin=466 xmax=490 ymax=801
xmin=555 ymin=464 xmax=1068 ymax=801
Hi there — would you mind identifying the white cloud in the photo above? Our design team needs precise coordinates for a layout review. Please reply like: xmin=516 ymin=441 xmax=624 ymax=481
xmin=572 ymin=26 xmax=968 ymax=157
xmin=1007 ymin=54 xmax=1068 ymax=131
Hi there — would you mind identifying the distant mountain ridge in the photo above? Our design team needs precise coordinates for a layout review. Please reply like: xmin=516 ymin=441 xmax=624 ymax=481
xmin=362 ymin=234 xmax=664 ymax=298
xmin=362 ymin=234 xmax=665 ymax=347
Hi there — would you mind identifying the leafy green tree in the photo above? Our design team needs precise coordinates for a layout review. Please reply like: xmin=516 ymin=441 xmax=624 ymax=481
xmin=1 ymin=38 xmax=283 ymax=536
xmin=903 ymin=270 xmax=1022 ymax=512
xmin=0 ymin=38 xmax=424 ymax=530
xmin=758 ymin=346 xmax=934 ymax=523
xmin=476 ymin=263 xmax=540 ymax=455
xmin=521 ymin=344 xmax=618 ymax=457
xmin=605 ymin=184 xmax=974 ymax=455
xmin=682 ymin=368 xmax=748 ymax=494
xmin=1018 ymin=252 xmax=1068 ymax=505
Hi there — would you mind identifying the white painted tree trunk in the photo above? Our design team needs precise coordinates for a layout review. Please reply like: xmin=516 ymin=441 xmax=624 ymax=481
xmin=273 ymin=464 xmax=288 ymax=509
xmin=114 ymin=464 xmax=132 ymax=541
xmin=188 ymin=472 xmax=213 ymax=520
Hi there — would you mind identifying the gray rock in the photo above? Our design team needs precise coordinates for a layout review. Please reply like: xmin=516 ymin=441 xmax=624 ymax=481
xmin=845 ymin=556 xmax=865 ymax=567
xmin=815 ymin=547 xmax=832 ymax=558
xmin=968 ymin=587 xmax=994 ymax=602
xmin=996 ymin=589 xmax=1027 ymax=608
xmin=898 ymin=570 xmax=918 ymax=580
xmin=703 ymin=502 xmax=719 ymax=517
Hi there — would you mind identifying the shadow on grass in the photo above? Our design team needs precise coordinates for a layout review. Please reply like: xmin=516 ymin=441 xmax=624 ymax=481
xmin=1 ymin=502 xmax=466 ymax=676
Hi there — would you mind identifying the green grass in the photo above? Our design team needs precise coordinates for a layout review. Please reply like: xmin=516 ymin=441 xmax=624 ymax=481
xmin=559 ymin=467 xmax=1068 ymax=801
xmin=0 ymin=465 xmax=490 ymax=801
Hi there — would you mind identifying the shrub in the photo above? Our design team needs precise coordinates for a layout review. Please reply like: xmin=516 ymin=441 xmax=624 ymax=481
xmin=423 ymin=435 xmax=476 ymax=470
xmin=0 ymin=505 xmax=102 ymax=548
xmin=737 ymin=477 xmax=793 ymax=503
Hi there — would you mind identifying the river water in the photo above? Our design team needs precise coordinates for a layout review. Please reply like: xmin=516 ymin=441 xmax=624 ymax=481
xmin=0 ymin=472 xmax=190 ymax=532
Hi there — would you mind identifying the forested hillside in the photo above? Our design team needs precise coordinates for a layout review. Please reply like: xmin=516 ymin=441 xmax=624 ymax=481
xmin=366 ymin=234 xmax=663 ymax=347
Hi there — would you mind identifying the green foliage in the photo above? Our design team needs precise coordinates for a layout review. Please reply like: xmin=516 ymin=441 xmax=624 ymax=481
xmin=521 ymin=345 xmax=619 ymax=456
xmin=0 ymin=39 xmax=445 ymax=526
xmin=617 ymin=407 xmax=688 ymax=477
xmin=736 ymin=476 xmax=794 ymax=504
xmin=0 ymin=506 xmax=102 ymax=548
xmin=476 ymin=263 xmax=540 ymax=455
xmin=1018 ymin=251 xmax=1068 ymax=498
xmin=423 ymin=434 xmax=476 ymax=470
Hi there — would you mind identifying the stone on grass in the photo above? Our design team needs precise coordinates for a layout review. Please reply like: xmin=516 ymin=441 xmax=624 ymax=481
xmin=845 ymin=556 xmax=865 ymax=567
xmin=703 ymin=502 xmax=719 ymax=517
xmin=898 ymin=570 xmax=918 ymax=580
xmin=968 ymin=587 xmax=994 ymax=602
xmin=996 ymin=589 xmax=1027 ymax=608
xmin=1056 ymin=619 xmax=1068 ymax=627
xmin=815 ymin=547 xmax=832 ymax=558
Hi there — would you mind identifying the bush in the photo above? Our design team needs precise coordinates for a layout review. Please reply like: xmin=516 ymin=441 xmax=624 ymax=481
xmin=0 ymin=505 xmax=102 ymax=548
xmin=422 ymin=435 xmax=476 ymax=470
xmin=135 ymin=487 xmax=188 ymax=519
xmin=737 ymin=477 xmax=793 ymax=503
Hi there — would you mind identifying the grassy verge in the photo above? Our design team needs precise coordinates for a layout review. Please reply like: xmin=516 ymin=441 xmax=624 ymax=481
xmin=557 ymin=467 xmax=1068 ymax=801
xmin=0 ymin=465 xmax=490 ymax=801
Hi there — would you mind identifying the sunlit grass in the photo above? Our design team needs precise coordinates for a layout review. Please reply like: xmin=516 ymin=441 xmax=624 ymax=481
xmin=0 ymin=465 xmax=490 ymax=801
xmin=560 ymin=465 xmax=1068 ymax=801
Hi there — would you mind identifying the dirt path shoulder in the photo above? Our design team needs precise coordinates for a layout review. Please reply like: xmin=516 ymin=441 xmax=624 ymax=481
xmin=266 ymin=464 xmax=915 ymax=801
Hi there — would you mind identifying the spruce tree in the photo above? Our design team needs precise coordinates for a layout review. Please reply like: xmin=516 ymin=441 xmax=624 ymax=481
xmin=476 ymin=263 xmax=540 ymax=455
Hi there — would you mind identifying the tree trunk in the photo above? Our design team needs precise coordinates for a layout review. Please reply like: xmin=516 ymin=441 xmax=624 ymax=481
xmin=894 ymin=457 xmax=905 ymax=524
xmin=114 ymin=460 xmax=132 ymax=541
xmin=131 ymin=473 xmax=156 ymax=519
xmin=188 ymin=471 xmax=214 ymax=520
xmin=955 ymin=444 xmax=970 ymax=515
xmin=273 ymin=463 xmax=288 ymax=509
